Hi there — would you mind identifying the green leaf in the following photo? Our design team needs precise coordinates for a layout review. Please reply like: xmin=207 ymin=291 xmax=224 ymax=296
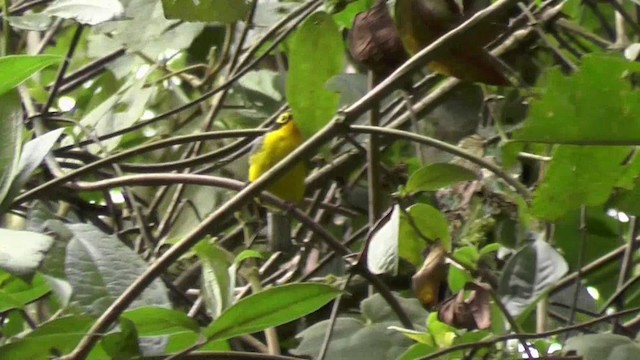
xmin=565 ymin=334 xmax=640 ymax=360
xmin=0 ymin=274 xmax=51 ymax=312
xmin=292 ymin=293 xmax=425 ymax=360
xmin=360 ymin=292 xmax=428 ymax=324
xmin=0 ymin=128 xmax=64 ymax=214
xmin=63 ymin=223 xmax=170 ymax=316
xmin=234 ymin=249 xmax=264 ymax=265
xmin=396 ymin=343 xmax=437 ymax=360
xmin=451 ymin=246 xmax=478 ymax=270
xmin=405 ymin=163 xmax=477 ymax=194
xmin=195 ymin=241 xmax=235 ymax=318
xmin=0 ymin=55 xmax=62 ymax=96
xmin=366 ymin=205 xmax=400 ymax=275
xmin=165 ymin=331 xmax=230 ymax=353
xmin=400 ymin=203 xmax=451 ymax=253
xmin=161 ymin=0 xmax=249 ymax=23
xmin=426 ymin=313 xmax=457 ymax=348
xmin=293 ymin=317 xmax=413 ymax=360
xmin=287 ymin=12 xmax=344 ymax=138
xmin=0 ymin=229 xmax=54 ymax=277
xmin=498 ymin=237 xmax=568 ymax=317
xmin=553 ymin=208 xmax=622 ymax=296
xmin=333 ymin=0 xmax=375 ymax=29
xmin=479 ymin=243 xmax=501 ymax=257
xmin=531 ymin=146 xmax=631 ymax=220
xmin=122 ymin=307 xmax=200 ymax=336
xmin=514 ymin=55 xmax=640 ymax=144
xmin=610 ymin=184 xmax=640 ymax=216
xmin=101 ymin=318 xmax=141 ymax=359
xmin=204 ymin=283 xmax=340 ymax=341
xmin=43 ymin=0 xmax=125 ymax=25
xmin=0 ymin=315 xmax=101 ymax=360
xmin=388 ymin=326 xmax=434 ymax=345
xmin=0 ymin=92 xmax=22 ymax=211
xmin=448 ymin=265 xmax=472 ymax=293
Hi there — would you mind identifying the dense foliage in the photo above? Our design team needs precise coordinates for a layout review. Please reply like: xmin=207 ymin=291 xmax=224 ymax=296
xmin=2 ymin=0 xmax=640 ymax=359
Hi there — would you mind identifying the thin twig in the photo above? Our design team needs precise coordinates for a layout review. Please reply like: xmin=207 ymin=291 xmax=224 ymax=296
xmin=317 ymin=273 xmax=354 ymax=360
xmin=567 ymin=206 xmax=588 ymax=328
xmin=350 ymin=125 xmax=530 ymax=199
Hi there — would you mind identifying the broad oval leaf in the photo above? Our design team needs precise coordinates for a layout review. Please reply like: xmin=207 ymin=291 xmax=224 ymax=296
xmin=286 ymin=12 xmax=344 ymax=138
xmin=0 ymin=55 xmax=61 ymax=97
xmin=367 ymin=205 xmax=400 ymax=275
xmin=293 ymin=318 xmax=415 ymax=360
xmin=204 ymin=283 xmax=340 ymax=341
xmin=44 ymin=0 xmax=125 ymax=25
xmin=63 ymin=223 xmax=170 ymax=315
xmin=498 ymin=235 xmax=568 ymax=317
xmin=0 ymin=229 xmax=54 ymax=276
xmin=565 ymin=334 xmax=640 ymax=360
xmin=405 ymin=163 xmax=477 ymax=194
xmin=161 ymin=0 xmax=249 ymax=23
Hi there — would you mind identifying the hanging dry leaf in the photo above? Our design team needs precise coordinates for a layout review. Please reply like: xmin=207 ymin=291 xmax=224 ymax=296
xmin=347 ymin=0 xmax=408 ymax=78
xmin=439 ymin=282 xmax=492 ymax=330
xmin=412 ymin=244 xmax=446 ymax=308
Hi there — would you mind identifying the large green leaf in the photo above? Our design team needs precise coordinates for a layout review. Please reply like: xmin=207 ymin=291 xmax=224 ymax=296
xmin=286 ymin=11 xmax=344 ymax=138
xmin=203 ymin=283 xmax=340 ymax=341
xmin=122 ymin=307 xmax=200 ymax=336
xmin=565 ymin=334 xmax=640 ymax=360
xmin=161 ymin=0 xmax=249 ymax=23
xmin=531 ymin=146 xmax=631 ymax=220
xmin=514 ymin=55 xmax=640 ymax=144
xmin=292 ymin=293 xmax=427 ymax=360
xmin=0 ymin=55 xmax=61 ymax=96
xmin=62 ymin=223 xmax=170 ymax=316
xmin=498 ymin=237 xmax=568 ymax=317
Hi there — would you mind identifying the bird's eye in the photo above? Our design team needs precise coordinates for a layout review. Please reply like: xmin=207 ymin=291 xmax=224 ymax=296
xmin=277 ymin=113 xmax=292 ymax=124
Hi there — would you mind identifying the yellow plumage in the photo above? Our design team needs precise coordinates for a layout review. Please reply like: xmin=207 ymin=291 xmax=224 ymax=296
xmin=248 ymin=112 xmax=307 ymax=203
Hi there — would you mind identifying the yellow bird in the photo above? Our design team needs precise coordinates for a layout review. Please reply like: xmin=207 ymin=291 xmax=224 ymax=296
xmin=248 ymin=112 xmax=307 ymax=203
xmin=248 ymin=112 xmax=307 ymax=252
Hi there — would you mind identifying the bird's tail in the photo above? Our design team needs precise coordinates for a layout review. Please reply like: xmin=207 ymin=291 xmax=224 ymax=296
xmin=267 ymin=212 xmax=294 ymax=254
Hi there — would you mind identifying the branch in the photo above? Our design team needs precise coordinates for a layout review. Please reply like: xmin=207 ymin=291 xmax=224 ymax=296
xmin=350 ymin=125 xmax=530 ymax=199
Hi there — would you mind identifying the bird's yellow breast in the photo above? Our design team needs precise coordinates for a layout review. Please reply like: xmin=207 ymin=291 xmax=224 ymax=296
xmin=248 ymin=119 xmax=307 ymax=203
